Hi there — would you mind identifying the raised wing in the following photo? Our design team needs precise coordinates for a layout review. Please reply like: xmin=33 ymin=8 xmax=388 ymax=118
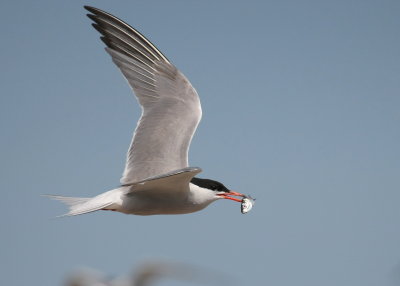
xmin=85 ymin=6 xmax=202 ymax=184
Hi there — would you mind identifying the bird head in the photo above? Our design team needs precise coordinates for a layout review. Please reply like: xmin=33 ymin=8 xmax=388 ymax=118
xmin=190 ymin=177 xmax=245 ymax=203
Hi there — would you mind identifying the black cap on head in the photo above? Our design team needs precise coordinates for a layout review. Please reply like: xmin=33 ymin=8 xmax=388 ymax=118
xmin=190 ymin=177 xmax=229 ymax=192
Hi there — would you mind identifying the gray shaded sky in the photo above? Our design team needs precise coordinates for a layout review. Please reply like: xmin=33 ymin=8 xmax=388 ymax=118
xmin=1 ymin=0 xmax=399 ymax=285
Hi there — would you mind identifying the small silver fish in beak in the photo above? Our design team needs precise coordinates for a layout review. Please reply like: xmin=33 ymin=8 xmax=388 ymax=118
xmin=217 ymin=191 xmax=256 ymax=214
xmin=241 ymin=195 xmax=256 ymax=214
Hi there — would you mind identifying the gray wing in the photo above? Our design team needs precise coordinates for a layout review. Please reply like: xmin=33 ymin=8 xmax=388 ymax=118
xmin=123 ymin=167 xmax=202 ymax=194
xmin=85 ymin=6 xmax=202 ymax=184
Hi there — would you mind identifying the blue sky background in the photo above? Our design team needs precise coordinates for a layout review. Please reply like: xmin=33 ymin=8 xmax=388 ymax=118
xmin=1 ymin=0 xmax=399 ymax=285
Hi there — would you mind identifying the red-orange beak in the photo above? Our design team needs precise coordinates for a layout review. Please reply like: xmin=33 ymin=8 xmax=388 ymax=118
xmin=217 ymin=191 xmax=245 ymax=202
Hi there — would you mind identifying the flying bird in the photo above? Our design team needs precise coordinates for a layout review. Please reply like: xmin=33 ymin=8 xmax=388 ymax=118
xmin=46 ymin=6 xmax=248 ymax=216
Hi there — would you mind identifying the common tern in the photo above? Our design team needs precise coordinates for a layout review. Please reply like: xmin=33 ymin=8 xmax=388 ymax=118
xmin=46 ymin=6 xmax=248 ymax=216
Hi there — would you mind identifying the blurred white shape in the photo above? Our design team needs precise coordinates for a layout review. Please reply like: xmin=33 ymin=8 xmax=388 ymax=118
xmin=65 ymin=261 xmax=232 ymax=286
xmin=65 ymin=268 xmax=109 ymax=286
xmin=133 ymin=261 xmax=204 ymax=286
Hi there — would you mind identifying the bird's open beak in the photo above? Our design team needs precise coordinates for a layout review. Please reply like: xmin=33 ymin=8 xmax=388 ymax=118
xmin=217 ymin=191 xmax=245 ymax=202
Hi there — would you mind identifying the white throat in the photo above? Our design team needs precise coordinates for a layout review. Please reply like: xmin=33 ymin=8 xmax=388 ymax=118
xmin=188 ymin=183 xmax=219 ymax=205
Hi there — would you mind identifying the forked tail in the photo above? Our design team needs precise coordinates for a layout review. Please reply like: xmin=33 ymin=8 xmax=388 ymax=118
xmin=44 ymin=194 xmax=114 ymax=217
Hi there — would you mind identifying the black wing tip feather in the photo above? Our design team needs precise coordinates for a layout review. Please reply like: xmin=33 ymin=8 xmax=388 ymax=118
xmin=86 ymin=13 xmax=97 ymax=23
xmin=83 ymin=5 xmax=170 ymax=64
xmin=84 ymin=5 xmax=99 ymax=14
xmin=91 ymin=23 xmax=102 ymax=34
xmin=99 ymin=36 xmax=119 ymax=52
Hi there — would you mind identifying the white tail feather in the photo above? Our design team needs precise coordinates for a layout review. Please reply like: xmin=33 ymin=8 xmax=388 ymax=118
xmin=43 ymin=192 xmax=117 ymax=217
xmin=44 ymin=195 xmax=91 ymax=207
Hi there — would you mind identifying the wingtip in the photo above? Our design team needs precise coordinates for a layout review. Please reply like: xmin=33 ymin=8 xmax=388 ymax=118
xmin=86 ymin=13 xmax=97 ymax=22
xmin=84 ymin=5 xmax=97 ymax=13
xmin=92 ymin=23 xmax=102 ymax=34
xmin=84 ymin=6 xmax=110 ymax=17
